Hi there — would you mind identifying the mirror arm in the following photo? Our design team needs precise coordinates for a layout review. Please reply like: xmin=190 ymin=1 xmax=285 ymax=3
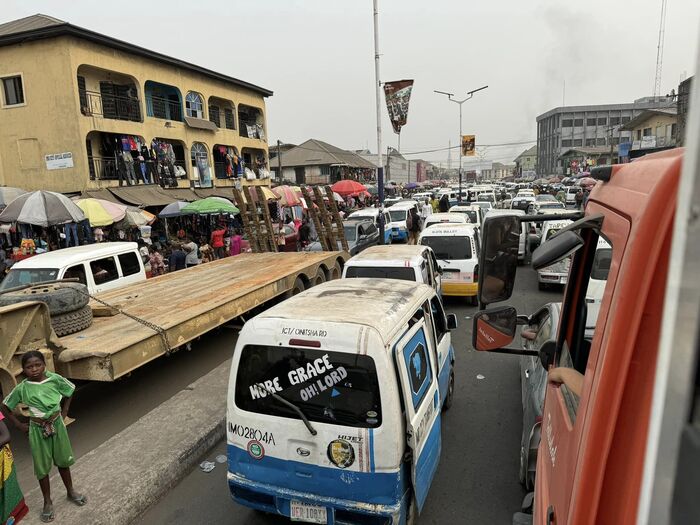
xmin=516 ymin=315 xmax=530 ymax=325
xmin=486 ymin=347 xmax=539 ymax=357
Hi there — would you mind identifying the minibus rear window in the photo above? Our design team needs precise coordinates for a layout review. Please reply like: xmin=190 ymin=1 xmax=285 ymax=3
xmin=420 ymin=236 xmax=472 ymax=260
xmin=345 ymin=266 xmax=416 ymax=281
xmin=0 ymin=268 xmax=59 ymax=290
xmin=235 ymin=345 xmax=382 ymax=429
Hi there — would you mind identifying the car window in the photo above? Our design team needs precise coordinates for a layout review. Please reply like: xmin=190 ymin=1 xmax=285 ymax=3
xmin=420 ymin=236 xmax=472 ymax=260
xmin=345 ymin=266 xmax=416 ymax=281
xmin=90 ymin=256 xmax=119 ymax=284
xmin=364 ymin=223 xmax=377 ymax=235
xmin=430 ymin=296 xmax=448 ymax=342
xmin=235 ymin=345 xmax=382 ymax=428
xmin=534 ymin=313 xmax=553 ymax=347
xmin=63 ymin=264 xmax=88 ymax=286
xmin=118 ymin=252 xmax=141 ymax=277
xmin=343 ymin=225 xmax=357 ymax=241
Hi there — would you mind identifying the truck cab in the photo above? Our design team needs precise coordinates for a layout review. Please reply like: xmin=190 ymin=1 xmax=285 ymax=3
xmin=471 ymin=145 xmax=698 ymax=524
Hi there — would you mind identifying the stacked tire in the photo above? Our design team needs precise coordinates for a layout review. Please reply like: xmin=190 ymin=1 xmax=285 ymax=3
xmin=0 ymin=282 xmax=93 ymax=337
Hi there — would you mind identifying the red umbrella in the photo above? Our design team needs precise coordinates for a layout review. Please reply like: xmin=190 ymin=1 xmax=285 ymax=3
xmin=331 ymin=180 xmax=367 ymax=197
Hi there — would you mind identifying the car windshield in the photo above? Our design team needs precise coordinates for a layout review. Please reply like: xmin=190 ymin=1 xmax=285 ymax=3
xmin=235 ymin=345 xmax=382 ymax=428
xmin=343 ymin=225 xmax=357 ymax=241
xmin=389 ymin=209 xmax=407 ymax=222
xmin=420 ymin=236 xmax=472 ymax=260
xmin=537 ymin=195 xmax=557 ymax=202
xmin=345 ymin=266 xmax=416 ymax=281
xmin=0 ymin=268 xmax=60 ymax=290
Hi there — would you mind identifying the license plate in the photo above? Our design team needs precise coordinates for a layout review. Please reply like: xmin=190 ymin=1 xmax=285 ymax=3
xmin=290 ymin=501 xmax=328 ymax=523
xmin=442 ymin=272 xmax=456 ymax=280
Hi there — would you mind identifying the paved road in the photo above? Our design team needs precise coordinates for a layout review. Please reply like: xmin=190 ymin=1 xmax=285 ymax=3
xmin=7 ymin=326 xmax=237 ymax=493
xmin=137 ymin=267 xmax=561 ymax=524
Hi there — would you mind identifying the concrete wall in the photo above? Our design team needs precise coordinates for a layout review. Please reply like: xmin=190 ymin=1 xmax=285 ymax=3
xmin=0 ymin=35 xmax=269 ymax=192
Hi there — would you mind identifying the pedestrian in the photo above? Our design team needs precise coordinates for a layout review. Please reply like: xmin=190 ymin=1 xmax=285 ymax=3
xmin=438 ymin=194 xmax=450 ymax=213
xmin=211 ymin=226 xmax=226 ymax=260
xmin=0 ymin=401 xmax=28 ymax=524
xmin=148 ymin=246 xmax=165 ymax=276
xmin=168 ymin=244 xmax=186 ymax=272
xmin=3 ymin=351 xmax=86 ymax=523
xmin=431 ymin=195 xmax=439 ymax=213
xmin=182 ymin=236 xmax=199 ymax=268
xmin=575 ymin=189 xmax=583 ymax=209
xmin=421 ymin=198 xmax=432 ymax=221
xmin=407 ymin=207 xmax=421 ymax=245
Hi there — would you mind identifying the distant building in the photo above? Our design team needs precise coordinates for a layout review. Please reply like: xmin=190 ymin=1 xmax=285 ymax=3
xmin=356 ymin=148 xmax=412 ymax=184
xmin=558 ymin=147 xmax=612 ymax=175
xmin=677 ymin=76 xmax=694 ymax=146
xmin=619 ymin=108 xmax=678 ymax=159
xmin=273 ymin=139 xmax=376 ymax=185
xmin=514 ymin=145 xmax=537 ymax=178
xmin=268 ymin=142 xmax=296 ymax=161
xmin=0 ymin=14 xmax=272 ymax=200
xmin=480 ymin=162 xmax=515 ymax=180
xmin=536 ymin=97 xmax=675 ymax=176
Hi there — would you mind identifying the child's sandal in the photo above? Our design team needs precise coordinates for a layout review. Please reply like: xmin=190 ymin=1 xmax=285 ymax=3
xmin=68 ymin=493 xmax=87 ymax=506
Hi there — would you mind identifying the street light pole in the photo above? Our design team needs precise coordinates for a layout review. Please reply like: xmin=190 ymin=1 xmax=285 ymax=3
xmin=372 ymin=0 xmax=386 ymax=244
xmin=435 ymin=85 xmax=488 ymax=202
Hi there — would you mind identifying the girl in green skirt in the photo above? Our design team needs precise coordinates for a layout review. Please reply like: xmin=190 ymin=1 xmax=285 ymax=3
xmin=3 ymin=351 xmax=86 ymax=523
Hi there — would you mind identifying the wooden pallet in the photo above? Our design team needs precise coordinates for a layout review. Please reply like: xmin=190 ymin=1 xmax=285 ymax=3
xmin=232 ymin=188 xmax=261 ymax=253
xmin=255 ymin=186 xmax=279 ymax=252
xmin=324 ymin=186 xmax=349 ymax=252
xmin=303 ymin=186 xmax=331 ymax=250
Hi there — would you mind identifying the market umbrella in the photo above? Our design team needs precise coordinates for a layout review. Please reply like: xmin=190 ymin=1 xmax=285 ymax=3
xmin=0 ymin=187 xmax=27 ymax=208
xmin=246 ymin=186 xmax=280 ymax=203
xmin=75 ymin=198 xmax=127 ymax=227
xmin=272 ymin=185 xmax=302 ymax=206
xmin=122 ymin=206 xmax=156 ymax=227
xmin=404 ymin=182 xmax=419 ymax=190
xmin=366 ymin=186 xmax=378 ymax=195
xmin=578 ymin=177 xmax=596 ymax=189
xmin=181 ymin=197 xmax=239 ymax=215
xmin=331 ymin=180 xmax=367 ymax=197
xmin=0 ymin=190 xmax=85 ymax=226
xmin=158 ymin=201 xmax=189 ymax=218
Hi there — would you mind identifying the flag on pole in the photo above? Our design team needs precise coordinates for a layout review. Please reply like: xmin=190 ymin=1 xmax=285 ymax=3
xmin=461 ymin=135 xmax=476 ymax=156
xmin=383 ymin=80 xmax=414 ymax=134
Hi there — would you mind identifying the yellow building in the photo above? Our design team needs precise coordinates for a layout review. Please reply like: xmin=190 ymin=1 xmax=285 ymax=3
xmin=619 ymin=107 xmax=678 ymax=157
xmin=0 ymin=14 xmax=272 ymax=204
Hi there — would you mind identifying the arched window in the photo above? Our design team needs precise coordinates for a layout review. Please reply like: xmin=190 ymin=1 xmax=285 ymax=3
xmin=185 ymin=91 xmax=204 ymax=119
xmin=190 ymin=142 xmax=208 ymax=165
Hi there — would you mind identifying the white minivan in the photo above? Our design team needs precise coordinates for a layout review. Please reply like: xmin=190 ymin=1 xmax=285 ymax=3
xmin=0 ymin=242 xmax=146 ymax=295
xmin=342 ymin=244 xmax=443 ymax=295
xmin=386 ymin=200 xmax=419 ymax=243
xmin=226 ymin=279 xmax=458 ymax=523
xmin=537 ymin=219 xmax=574 ymax=289
xmin=419 ymin=223 xmax=480 ymax=304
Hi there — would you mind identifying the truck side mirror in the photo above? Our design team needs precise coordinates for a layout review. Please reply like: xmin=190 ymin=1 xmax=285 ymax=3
xmin=472 ymin=306 xmax=517 ymax=351
xmin=446 ymin=313 xmax=458 ymax=330
xmin=477 ymin=216 xmax=520 ymax=306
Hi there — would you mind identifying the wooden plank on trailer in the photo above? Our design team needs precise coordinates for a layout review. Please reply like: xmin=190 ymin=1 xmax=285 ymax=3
xmin=233 ymin=188 xmax=260 ymax=253
xmin=324 ymin=185 xmax=348 ymax=252
xmin=304 ymin=186 xmax=330 ymax=250
xmin=256 ymin=186 xmax=278 ymax=252
xmin=313 ymin=186 xmax=337 ymax=249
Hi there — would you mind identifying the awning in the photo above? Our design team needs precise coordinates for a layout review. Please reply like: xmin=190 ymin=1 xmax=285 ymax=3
xmin=194 ymin=187 xmax=237 ymax=200
xmin=158 ymin=187 xmax=199 ymax=202
xmin=109 ymin=186 xmax=177 ymax=207
xmin=184 ymin=116 xmax=217 ymax=131
xmin=81 ymin=189 xmax=122 ymax=203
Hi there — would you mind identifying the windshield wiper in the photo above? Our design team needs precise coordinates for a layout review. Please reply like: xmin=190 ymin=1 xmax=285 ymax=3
xmin=261 ymin=385 xmax=317 ymax=436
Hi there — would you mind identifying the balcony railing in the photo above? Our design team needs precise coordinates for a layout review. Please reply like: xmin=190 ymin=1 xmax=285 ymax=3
xmin=79 ymin=90 xmax=141 ymax=122
xmin=89 ymin=156 xmax=188 ymax=184
xmin=146 ymin=95 xmax=183 ymax=122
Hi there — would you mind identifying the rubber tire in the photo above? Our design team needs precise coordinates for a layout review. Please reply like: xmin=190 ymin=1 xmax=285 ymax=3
xmin=313 ymin=268 xmax=326 ymax=286
xmin=442 ymin=370 xmax=455 ymax=411
xmin=0 ymin=282 xmax=88 ymax=315
xmin=291 ymin=277 xmax=305 ymax=296
xmin=50 ymin=304 xmax=93 ymax=337
xmin=330 ymin=261 xmax=342 ymax=280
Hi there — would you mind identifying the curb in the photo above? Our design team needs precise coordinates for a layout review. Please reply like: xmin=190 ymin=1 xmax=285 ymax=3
xmin=21 ymin=360 xmax=231 ymax=525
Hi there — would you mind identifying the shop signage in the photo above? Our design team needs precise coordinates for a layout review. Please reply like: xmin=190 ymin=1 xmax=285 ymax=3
xmin=383 ymin=80 xmax=414 ymax=134
xmin=45 ymin=152 xmax=73 ymax=170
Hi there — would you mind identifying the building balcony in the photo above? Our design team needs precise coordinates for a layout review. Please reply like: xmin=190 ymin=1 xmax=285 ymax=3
xmin=79 ymin=89 xmax=142 ymax=122
xmin=145 ymin=80 xmax=183 ymax=122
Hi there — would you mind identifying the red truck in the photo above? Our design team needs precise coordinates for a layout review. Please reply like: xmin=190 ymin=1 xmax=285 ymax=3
xmin=471 ymin=76 xmax=699 ymax=523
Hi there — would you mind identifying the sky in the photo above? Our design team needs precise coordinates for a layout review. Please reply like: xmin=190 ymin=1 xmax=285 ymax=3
xmin=3 ymin=1 xmax=699 ymax=168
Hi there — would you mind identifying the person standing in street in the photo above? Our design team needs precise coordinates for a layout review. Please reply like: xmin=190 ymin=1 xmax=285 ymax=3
xmin=3 ymin=351 xmax=86 ymax=523
xmin=421 ymin=199 xmax=432 ymax=222
xmin=211 ymin=226 xmax=226 ymax=260
xmin=168 ymin=244 xmax=186 ymax=272
xmin=575 ymin=189 xmax=583 ymax=209
xmin=438 ymin=194 xmax=450 ymax=212
xmin=407 ymin=207 xmax=421 ymax=245
xmin=182 ymin=237 xmax=199 ymax=268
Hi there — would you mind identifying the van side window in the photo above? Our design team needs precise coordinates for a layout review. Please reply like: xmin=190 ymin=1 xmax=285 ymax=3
xmin=90 ymin=256 xmax=119 ymax=284
xmin=402 ymin=327 xmax=433 ymax=409
xmin=118 ymin=252 xmax=141 ymax=277
xmin=430 ymin=297 xmax=448 ymax=342
xmin=364 ymin=223 xmax=377 ymax=235
xmin=63 ymin=264 xmax=87 ymax=286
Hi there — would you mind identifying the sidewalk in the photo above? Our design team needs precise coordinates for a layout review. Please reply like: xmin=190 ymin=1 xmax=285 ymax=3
xmin=21 ymin=359 xmax=231 ymax=525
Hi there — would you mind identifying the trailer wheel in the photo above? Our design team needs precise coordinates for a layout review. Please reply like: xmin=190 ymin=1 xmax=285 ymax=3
xmin=50 ymin=305 xmax=93 ymax=337
xmin=330 ymin=261 xmax=343 ymax=280
xmin=0 ymin=282 xmax=88 ymax=315
xmin=313 ymin=268 xmax=326 ymax=286
xmin=291 ymin=277 xmax=305 ymax=296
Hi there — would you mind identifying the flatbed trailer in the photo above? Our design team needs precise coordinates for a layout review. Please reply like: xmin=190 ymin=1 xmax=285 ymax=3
xmin=50 ymin=251 xmax=347 ymax=382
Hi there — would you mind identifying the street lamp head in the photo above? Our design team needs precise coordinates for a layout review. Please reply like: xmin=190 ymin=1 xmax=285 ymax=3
xmin=434 ymin=90 xmax=454 ymax=98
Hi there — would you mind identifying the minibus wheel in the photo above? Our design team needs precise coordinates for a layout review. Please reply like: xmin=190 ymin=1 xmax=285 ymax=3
xmin=442 ymin=371 xmax=455 ymax=411
xmin=405 ymin=491 xmax=418 ymax=525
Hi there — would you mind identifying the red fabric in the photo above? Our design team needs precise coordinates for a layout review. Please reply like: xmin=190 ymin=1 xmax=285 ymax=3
xmin=211 ymin=229 xmax=225 ymax=248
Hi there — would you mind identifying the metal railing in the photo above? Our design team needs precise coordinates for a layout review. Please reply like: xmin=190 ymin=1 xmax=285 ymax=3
xmin=79 ymin=90 xmax=141 ymax=122
xmin=88 ymin=156 xmax=119 ymax=181
xmin=146 ymin=95 xmax=183 ymax=121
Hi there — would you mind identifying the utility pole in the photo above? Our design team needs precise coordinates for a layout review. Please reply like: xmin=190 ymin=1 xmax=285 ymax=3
xmin=435 ymin=85 xmax=488 ymax=202
xmin=372 ymin=0 xmax=385 ymax=243
xmin=276 ymin=140 xmax=282 ymax=182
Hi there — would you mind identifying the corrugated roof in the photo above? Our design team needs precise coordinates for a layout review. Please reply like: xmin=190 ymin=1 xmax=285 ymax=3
xmin=274 ymin=139 xmax=377 ymax=169
xmin=0 ymin=14 xmax=272 ymax=97
xmin=558 ymin=147 xmax=611 ymax=157
xmin=0 ymin=13 xmax=64 ymax=36
xmin=619 ymin=107 xmax=678 ymax=131
xmin=515 ymin=145 xmax=537 ymax=160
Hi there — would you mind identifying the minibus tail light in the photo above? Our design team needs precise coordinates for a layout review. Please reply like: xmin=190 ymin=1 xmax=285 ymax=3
xmin=473 ymin=264 xmax=479 ymax=282
xmin=289 ymin=338 xmax=321 ymax=348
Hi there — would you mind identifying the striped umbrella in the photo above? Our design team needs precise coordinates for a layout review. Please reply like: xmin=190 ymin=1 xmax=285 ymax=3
xmin=272 ymin=185 xmax=302 ymax=206
xmin=0 ymin=190 xmax=85 ymax=226
xmin=75 ymin=198 xmax=127 ymax=227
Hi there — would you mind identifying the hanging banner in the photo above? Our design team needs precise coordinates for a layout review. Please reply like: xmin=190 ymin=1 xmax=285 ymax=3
xmin=383 ymin=80 xmax=414 ymax=134
xmin=461 ymin=135 xmax=476 ymax=156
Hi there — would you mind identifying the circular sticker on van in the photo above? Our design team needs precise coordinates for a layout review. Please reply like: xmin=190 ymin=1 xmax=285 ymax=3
xmin=247 ymin=440 xmax=265 ymax=460
xmin=327 ymin=439 xmax=355 ymax=469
